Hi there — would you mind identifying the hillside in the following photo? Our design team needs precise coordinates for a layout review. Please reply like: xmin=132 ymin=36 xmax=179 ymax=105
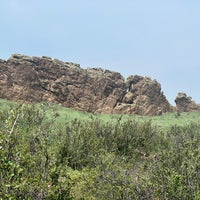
xmin=1 ymin=98 xmax=200 ymax=129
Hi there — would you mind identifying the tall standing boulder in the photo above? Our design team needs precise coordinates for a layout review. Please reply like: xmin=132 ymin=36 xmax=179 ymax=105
xmin=175 ymin=92 xmax=200 ymax=112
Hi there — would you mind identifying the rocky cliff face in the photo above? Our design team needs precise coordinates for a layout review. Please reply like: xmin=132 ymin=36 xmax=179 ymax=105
xmin=114 ymin=75 xmax=172 ymax=115
xmin=0 ymin=54 xmax=172 ymax=115
xmin=175 ymin=92 xmax=200 ymax=112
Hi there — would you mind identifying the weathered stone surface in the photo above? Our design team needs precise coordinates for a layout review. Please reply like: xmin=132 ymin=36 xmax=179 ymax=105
xmin=0 ymin=54 xmax=173 ymax=115
xmin=114 ymin=75 xmax=172 ymax=115
xmin=175 ymin=92 xmax=200 ymax=112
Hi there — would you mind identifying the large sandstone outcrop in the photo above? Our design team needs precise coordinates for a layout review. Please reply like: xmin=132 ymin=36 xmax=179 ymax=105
xmin=175 ymin=92 xmax=200 ymax=112
xmin=0 ymin=54 xmax=172 ymax=115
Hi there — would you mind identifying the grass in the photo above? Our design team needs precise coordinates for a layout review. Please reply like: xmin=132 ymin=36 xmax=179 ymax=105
xmin=0 ymin=98 xmax=18 ymax=110
xmin=1 ymin=98 xmax=200 ymax=129
xmin=148 ymin=111 xmax=200 ymax=129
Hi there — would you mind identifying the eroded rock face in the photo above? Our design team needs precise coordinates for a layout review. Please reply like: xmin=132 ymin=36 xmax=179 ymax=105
xmin=114 ymin=75 xmax=172 ymax=115
xmin=175 ymin=92 xmax=200 ymax=112
xmin=0 ymin=54 xmax=172 ymax=115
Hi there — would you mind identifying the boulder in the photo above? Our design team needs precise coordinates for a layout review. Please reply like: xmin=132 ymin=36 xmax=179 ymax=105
xmin=175 ymin=92 xmax=200 ymax=112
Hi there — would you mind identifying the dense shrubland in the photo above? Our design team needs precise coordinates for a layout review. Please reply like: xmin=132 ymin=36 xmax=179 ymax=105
xmin=0 ymin=104 xmax=200 ymax=199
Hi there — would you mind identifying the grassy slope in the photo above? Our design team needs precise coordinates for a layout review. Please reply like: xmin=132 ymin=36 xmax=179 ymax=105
xmin=1 ymin=98 xmax=200 ymax=129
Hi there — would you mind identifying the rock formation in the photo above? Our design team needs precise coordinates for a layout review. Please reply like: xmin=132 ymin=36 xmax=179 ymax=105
xmin=114 ymin=75 xmax=171 ymax=115
xmin=0 ymin=54 xmax=172 ymax=116
xmin=175 ymin=92 xmax=200 ymax=112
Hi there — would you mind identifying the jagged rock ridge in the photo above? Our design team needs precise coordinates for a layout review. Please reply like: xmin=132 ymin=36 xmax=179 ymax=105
xmin=0 ymin=54 xmax=173 ymax=116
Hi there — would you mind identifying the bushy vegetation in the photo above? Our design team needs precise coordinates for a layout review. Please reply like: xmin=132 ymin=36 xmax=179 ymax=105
xmin=0 ymin=101 xmax=200 ymax=199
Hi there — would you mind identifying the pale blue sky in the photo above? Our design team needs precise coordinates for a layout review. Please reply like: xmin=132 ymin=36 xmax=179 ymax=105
xmin=1 ymin=0 xmax=200 ymax=105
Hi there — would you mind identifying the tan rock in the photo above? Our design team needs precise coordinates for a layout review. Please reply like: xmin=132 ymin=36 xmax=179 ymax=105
xmin=0 ymin=54 xmax=175 ymax=116
xmin=175 ymin=92 xmax=200 ymax=112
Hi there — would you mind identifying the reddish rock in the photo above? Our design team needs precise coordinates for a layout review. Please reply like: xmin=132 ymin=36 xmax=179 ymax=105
xmin=114 ymin=75 xmax=172 ymax=115
xmin=0 ymin=54 xmax=173 ymax=115
xmin=175 ymin=92 xmax=200 ymax=112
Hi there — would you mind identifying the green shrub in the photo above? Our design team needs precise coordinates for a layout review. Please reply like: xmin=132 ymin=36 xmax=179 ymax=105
xmin=0 ymin=103 xmax=200 ymax=199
